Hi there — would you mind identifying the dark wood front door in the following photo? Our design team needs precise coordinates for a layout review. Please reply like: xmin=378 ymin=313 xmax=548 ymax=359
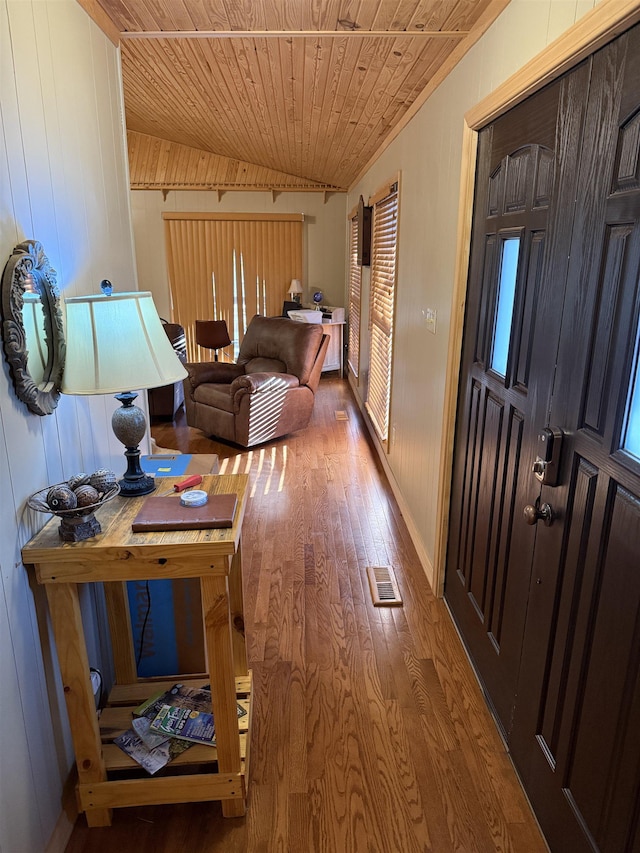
xmin=445 ymin=65 xmax=590 ymax=734
xmin=446 ymin=23 xmax=640 ymax=853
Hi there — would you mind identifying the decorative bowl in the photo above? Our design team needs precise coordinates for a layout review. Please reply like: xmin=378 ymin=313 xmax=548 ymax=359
xmin=27 ymin=482 xmax=120 ymax=541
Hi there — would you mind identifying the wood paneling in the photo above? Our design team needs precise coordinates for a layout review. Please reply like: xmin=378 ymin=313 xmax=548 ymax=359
xmin=77 ymin=0 xmax=512 ymax=191
xmin=128 ymin=131 xmax=342 ymax=192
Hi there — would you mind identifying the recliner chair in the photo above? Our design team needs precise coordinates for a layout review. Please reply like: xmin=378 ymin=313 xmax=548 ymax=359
xmin=183 ymin=314 xmax=329 ymax=447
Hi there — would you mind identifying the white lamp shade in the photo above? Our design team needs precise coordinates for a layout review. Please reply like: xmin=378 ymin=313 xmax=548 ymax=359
xmin=289 ymin=278 xmax=303 ymax=296
xmin=61 ymin=291 xmax=187 ymax=395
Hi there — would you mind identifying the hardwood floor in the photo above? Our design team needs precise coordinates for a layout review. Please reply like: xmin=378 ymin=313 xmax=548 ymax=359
xmin=65 ymin=375 xmax=547 ymax=853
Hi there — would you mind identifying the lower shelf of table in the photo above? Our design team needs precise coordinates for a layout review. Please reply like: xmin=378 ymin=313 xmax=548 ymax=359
xmin=78 ymin=673 xmax=252 ymax=816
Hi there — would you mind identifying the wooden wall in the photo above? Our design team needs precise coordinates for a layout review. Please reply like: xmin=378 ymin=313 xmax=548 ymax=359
xmin=347 ymin=0 xmax=602 ymax=588
xmin=0 ymin=2 xmax=138 ymax=851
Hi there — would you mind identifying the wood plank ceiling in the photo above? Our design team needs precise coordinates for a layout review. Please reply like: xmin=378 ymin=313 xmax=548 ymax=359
xmin=78 ymin=0 xmax=512 ymax=193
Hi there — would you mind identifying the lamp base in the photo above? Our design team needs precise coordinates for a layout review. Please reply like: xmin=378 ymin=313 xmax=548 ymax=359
xmin=118 ymin=448 xmax=156 ymax=497
xmin=112 ymin=392 xmax=157 ymax=497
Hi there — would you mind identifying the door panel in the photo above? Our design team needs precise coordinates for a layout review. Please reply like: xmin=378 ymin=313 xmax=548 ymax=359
xmin=447 ymin=21 xmax=640 ymax=853
xmin=512 ymin=28 xmax=640 ymax=852
xmin=446 ymin=70 xmax=589 ymax=736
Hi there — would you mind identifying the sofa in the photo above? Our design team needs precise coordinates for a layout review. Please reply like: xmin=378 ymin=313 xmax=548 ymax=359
xmin=183 ymin=314 xmax=329 ymax=447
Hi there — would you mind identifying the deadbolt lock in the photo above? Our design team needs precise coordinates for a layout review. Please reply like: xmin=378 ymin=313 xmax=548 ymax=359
xmin=532 ymin=426 xmax=564 ymax=486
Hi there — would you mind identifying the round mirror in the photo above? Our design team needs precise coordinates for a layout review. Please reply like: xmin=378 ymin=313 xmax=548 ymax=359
xmin=1 ymin=241 xmax=65 ymax=415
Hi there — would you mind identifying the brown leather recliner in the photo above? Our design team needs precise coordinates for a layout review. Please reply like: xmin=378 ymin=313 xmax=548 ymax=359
xmin=183 ymin=314 xmax=329 ymax=447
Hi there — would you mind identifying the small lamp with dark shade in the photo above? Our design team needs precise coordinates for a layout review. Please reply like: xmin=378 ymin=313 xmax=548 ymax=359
xmin=61 ymin=284 xmax=187 ymax=497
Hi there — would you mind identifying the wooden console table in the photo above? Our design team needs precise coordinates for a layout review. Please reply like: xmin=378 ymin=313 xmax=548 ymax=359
xmin=22 ymin=473 xmax=250 ymax=827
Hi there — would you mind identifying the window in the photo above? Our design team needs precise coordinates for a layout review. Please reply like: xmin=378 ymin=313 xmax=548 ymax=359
xmin=366 ymin=178 xmax=399 ymax=443
xmin=491 ymin=236 xmax=521 ymax=377
xmin=623 ymin=320 xmax=640 ymax=459
xmin=347 ymin=213 xmax=362 ymax=378
xmin=163 ymin=213 xmax=303 ymax=361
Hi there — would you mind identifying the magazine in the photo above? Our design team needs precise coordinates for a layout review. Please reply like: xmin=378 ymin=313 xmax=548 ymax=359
xmin=134 ymin=682 xmax=214 ymax=718
xmin=114 ymin=682 xmax=212 ymax=773
xmin=113 ymin=682 xmax=247 ymax=773
xmin=113 ymin=717 xmax=189 ymax=775
xmin=135 ymin=682 xmax=248 ymax=728
xmin=131 ymin=715 xmax=170 ymax=749
xmin=149 ymin=705 xmax=216 ymax=745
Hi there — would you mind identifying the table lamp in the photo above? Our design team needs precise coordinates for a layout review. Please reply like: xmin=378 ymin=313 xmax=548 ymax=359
xmin=61 ymin=283 xmax=187 ymax=496
xmin=289 ymin=279 xmax=303 ymax=303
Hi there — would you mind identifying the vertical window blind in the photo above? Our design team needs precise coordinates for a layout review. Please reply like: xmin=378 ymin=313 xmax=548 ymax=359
xmin=163 ymin=213 xmax=303 ymax=362
xmin=347 ymin=214 xmax=362 ymax=378
xmin=366 ymin=180 xmax=399 ymax=443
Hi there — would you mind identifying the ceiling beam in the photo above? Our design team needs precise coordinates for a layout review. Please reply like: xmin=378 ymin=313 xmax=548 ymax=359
xmin=120 ymin=29 xmax=469 ymax=41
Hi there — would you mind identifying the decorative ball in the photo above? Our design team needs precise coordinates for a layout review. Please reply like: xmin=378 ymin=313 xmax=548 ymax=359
xmin=89 ymin=468 xmax=117 ymax=494
xmin=67 ymin=472 xmax=90 ymax=490
xmin=74 ymin=484 xmax=100 ymax=508
xmin=313 ymin=290 xmax=324 ymax=305
xmin=47 ymin=485 xmax=78 ymax=512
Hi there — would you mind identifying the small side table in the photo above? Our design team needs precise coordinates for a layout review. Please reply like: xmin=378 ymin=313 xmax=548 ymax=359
xmin=22 ymin=474 xmax=250 ymax=827
xmin=320 ymin=320 xmax=345 ymax=376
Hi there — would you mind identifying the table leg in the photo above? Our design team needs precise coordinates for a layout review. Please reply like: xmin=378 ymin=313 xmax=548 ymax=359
xmin=229 ymin=542 xmax=248 ymax=678
xmin=45 ymin=583 xmax=111 ymax=827
xmin=200 ymin=574 xmax=245 ymax=817
xmin=103 ymin=581 xmax=137 ymax=684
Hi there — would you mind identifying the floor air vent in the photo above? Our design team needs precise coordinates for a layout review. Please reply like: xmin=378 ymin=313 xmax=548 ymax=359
xmin=366 ymin=566 xmax=403 ymax=606
xmin=335 ymin=410 xmax=349 ymax=420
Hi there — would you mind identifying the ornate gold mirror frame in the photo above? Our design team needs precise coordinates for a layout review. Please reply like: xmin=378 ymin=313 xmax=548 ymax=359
xmin=1 ymin=240 xmax=65 ymax=415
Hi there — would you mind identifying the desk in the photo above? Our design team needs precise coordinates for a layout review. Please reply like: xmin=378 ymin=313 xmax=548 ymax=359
xmin=321 ymin=320 xmax=345 ymax=376
xmin=22 ymin=474 xmax=250 ymax=827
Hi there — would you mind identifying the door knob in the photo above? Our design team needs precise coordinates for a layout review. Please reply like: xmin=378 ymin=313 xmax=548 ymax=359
xmin=523 ymin=498 xmax=554 ymax=526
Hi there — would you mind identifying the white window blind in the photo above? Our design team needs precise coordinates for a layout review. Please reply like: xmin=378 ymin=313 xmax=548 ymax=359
xmin=347 ymin=215 xmax=362 ymax=378
xmin=366 ymin=181 xmax=398 ymax=443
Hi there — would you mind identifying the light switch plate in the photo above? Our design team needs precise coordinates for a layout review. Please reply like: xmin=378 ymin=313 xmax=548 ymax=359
xmin=423 ymin=308 xmax=437 ymax=334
